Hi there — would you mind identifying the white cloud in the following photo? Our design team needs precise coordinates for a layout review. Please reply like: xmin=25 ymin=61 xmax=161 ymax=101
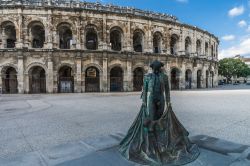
xmin=221 ymin=35 xmax=235 ymax=41
xmin=219 ymin=37 xmax=250 ymax=59
xmin=238 ymin=20 xmax=247 ymax=27
xmin=247 ymin=25 xmax=250 ymax=32
xmin=228 ymin=6 xmax=245 ymax=17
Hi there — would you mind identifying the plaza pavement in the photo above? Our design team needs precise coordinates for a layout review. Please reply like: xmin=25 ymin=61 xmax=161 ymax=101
xmin=0 ymin=85 xmax=250 ymax=165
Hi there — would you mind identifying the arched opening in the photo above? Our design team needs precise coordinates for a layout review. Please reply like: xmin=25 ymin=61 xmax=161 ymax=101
xmin=185 ymin=69 xmax=192 ymax=89
xmin=153 ymin=32 xmax=162 ymax=53
xmin=29 ymin=66 xmax=46 ymax=93
xmin=110 ymin=28 xmax=122 ymax=51
xmin=110 ymin=67 xmax=123 ymax=92
xmin=85 ymin=67 xmax=100 ymax=92
xmin=58 ymin=23 xmax=72 ymax=49
xmin=185 ymin=36 xmax=191 ymax=55
xmin=197 ymin=70 xmax=202 ymax=89
xmin=58 ymin=66 xmax=74 ymax=93
xmin=86 ymin=27 xmax=98 ymax=50
xmin=1 ymin=21 xmax=16 ymax=48
xmin=133 ymin=67 xmax=144 ymax=91
xmin=171 ymin=68 xmax=180 ymax=90
xmin=205 ymin=42 xmax=208 ymax=56
xmin=133 ymin=30 xmax=143 ymax=52
xmin=206 ymin=70 xmax=209 ymax=88
xmin=29 ymin=22 xmax=45 ymax=48
xmin=211 ymin=45 xmax=214 ymax=57
xmin=2 ymin=67 xmax=17 ymax=93
xmin=196 ymin=40 xmax=201 ymax=55
xmin=211 ymin=71 xmax=214 ymax=88
xmin=170 ymin=34 xmax=178 ymax=55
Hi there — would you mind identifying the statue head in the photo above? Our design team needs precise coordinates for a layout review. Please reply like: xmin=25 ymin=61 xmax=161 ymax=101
xmin=150 ymin=60 xmax=164 ymax=74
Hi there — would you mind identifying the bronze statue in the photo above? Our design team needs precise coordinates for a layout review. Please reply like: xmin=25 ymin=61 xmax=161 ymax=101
xmin=119 ymin=60 xmax=199 ymax=165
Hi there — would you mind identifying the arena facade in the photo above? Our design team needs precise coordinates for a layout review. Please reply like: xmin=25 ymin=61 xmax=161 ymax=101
xmin=0 ymin=0 xmax=219 ymax=94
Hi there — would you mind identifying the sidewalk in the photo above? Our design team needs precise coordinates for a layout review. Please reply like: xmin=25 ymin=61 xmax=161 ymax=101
xmin=1 ymin=133 xmax=250 ymax=166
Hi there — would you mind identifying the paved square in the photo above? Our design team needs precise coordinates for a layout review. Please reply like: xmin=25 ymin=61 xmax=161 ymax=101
xmin=1 ymin=86 xmax=250 ymax=160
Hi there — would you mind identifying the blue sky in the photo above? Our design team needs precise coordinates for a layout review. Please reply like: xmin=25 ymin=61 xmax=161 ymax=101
xmin=85 ymin=0 xmax=250 ymax=59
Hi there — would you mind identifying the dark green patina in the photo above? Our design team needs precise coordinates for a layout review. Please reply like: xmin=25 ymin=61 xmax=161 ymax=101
xmin=119 ymin=60 xmax=200 ymax=166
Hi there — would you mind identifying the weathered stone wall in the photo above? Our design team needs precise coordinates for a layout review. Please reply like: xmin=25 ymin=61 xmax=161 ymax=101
xmin=0 ymin=2 xmax=219 ymax=93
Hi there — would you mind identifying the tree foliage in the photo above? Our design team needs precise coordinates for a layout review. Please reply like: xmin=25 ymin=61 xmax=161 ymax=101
xmin=218 ymin=58 xmax=250 ymax=81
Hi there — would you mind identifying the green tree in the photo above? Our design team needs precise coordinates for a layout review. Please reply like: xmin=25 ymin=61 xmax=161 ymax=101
xmin=218 ymin=58 xmax=250 ymax=83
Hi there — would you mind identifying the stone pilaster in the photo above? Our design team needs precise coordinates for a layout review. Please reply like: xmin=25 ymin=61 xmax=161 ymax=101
xmin=102 ymin=54 xmax=108 ymax=92
xmin=47 ymin=52 xmax=54 ymax=93
xmin=17 ymin=51 xmax=24 ymax=93
xmin=124 ymin=55 xmax=132 ymax=91
xmin=75 ymin=52 xmax=82 ymax=93
xmin=102 ymin=14 xmax=108 ymax=50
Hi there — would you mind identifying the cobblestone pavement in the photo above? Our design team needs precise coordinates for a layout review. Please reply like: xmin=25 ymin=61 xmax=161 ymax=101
xmin=0 ymin=86 xmax=250 ymax=160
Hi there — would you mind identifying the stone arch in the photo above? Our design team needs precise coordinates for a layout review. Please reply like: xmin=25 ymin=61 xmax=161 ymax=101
xmin=133 ymin=29 xmax=145 ymax=52
xmin=170 ymin=67 xmax=181 ymax=90
xmin=1 ymin=66 xmax=18 ymax=94
xmin=28 ymin=21 xmax=45 ymax=48
xmin=133 ymin=67 xmax=144 ymax=91
xmin=185 ymin=69 xmax=192 ymax=89
xmin=25 ymin=62 xmax=48 ymax=75
xmin=85 ymin=66 xmax=101 ymax=92
xmin=109 ymin=65 xmax=124 ymax=92
xmin=185 ymin=36 xmax=192 ymax=55
xmin=110 ymin=26 xmax=123 ymax=51
xmin=57 ymin=63 xmax=75 ymax=76
xmin=0 ymin=63 xmax=18 ymax=74
xmin=28 ymin=65 xmax=46 ymax=93
xmin=205 ymin=42 xmax=209 ymax=56
xmin=210 ymin=70 xmax=215 ymax=87
xmin=85 ymin=24 xmax=98 ymax=50
xmin=153 ymin=31 xmax=163 ymax=53
xmin=58 ymin=65 xmax=74 ymax=93
xmin=1 ymin=21 xmax=16 ymax=48
xmin=211 ymin=45 xmax=214 ymax=57
xmin=197 ymin=69 xmax=202 ymax=89
xmin=57 ymin=22 xmax=73 ymax=49
xmin=196 ymin=39 xmax=202 ymax=55
xmin=170 ymin=34 xmax=179 ymax=55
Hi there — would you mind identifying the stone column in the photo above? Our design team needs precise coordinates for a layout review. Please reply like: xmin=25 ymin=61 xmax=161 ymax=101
xmin=47 ymin=52 xmax=54 ymax=93
xmin=102 ymin=54 xmax=108 ymax=92
xmin=145 ymin=20 xmax=152 ymax=53
xmin=193 ymin=68 xmax=197 ymax=88
xmin=75 ymin=53 xmax=82 ymax=93
xmin=179 ymin=28 xmax=185 ymax=55
xmin=125 ymin=21 xmax=132 ymax=51
xmin=46 ymin=10 xmax=53 ymax=49
xmin=102 ymin=14 xmax=108 ymax=50
xmin=16 ymin=9 xmax=23 ymax=49
xmin=17 ymin=51 xmax=24 ymax=93
xmin=180 ymin=61 xmax=186 ymax=90
xmin=125 ymin=56 xmax=132 ymax=92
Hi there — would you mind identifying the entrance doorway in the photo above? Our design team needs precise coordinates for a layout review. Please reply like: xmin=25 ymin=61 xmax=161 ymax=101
xmin=110 ymin=67 xmax=123 ymax=92
xmin=58 ymin=66 xmax=74 ymax=93
xmin=171 ymin=68 xmax=180 ymax=90
xmin=185 ymin=69 xmax=192 ymax=89
xmin=197 ymin=70 xmax=202 ymax=89
xmin=133 ymin=67 xmax=144 ymax=91
xmin=2 ymin=67 xmax=17 ymax=93
xmin=29 ymin=66 xmax=46 ymax=93
xmin=85 ymin=67 xmax=100 ymax=92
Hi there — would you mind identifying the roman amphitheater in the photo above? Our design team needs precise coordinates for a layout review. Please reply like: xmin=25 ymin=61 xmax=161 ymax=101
xmin=0 ymin=0 xmax=219 ymax=94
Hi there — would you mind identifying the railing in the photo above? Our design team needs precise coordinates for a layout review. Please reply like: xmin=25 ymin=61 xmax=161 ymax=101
xmin=0 ymin=0 xmax=178 ymax=22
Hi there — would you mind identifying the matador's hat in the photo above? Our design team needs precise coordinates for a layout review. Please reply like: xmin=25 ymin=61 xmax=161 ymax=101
xmin=150 ymin=60 xmax=164 ymax=70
